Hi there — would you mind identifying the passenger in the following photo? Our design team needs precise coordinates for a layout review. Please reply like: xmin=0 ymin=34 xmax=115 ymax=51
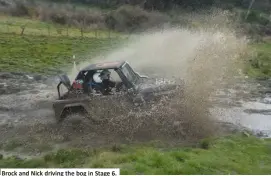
xmin=99 ymin=69 xmax=116 ymax=94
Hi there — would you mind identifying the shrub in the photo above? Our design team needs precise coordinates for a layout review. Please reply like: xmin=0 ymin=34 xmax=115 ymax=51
xmin=105 ymin=5 xmax=169 ymax=32
xmin=0 ymin=0 xmax=172 ymax=32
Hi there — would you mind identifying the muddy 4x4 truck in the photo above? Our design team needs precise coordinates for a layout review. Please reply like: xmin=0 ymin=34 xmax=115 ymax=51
xmin=53 ymin=61 xmax=181 ymax=123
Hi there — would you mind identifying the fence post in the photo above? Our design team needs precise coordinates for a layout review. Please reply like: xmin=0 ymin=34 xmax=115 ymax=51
xmin=108 ymin=29 xmax=111 ymax=39
xmin=20 ymin=25 xmax=26 ymax=36
xmin=80 ymin=28 xmax=83 ymax=37
xmin=47 ymin=25 xmax=50 ymax=36
xmin=66 ymin=25 xmax=69 ymax=36
xmin=95 ymin=29 xmax=98 ymax=38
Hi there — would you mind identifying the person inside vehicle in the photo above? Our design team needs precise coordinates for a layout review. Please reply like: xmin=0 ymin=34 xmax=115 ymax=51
xmin=99 ymin=69 xmax=117 ymax=94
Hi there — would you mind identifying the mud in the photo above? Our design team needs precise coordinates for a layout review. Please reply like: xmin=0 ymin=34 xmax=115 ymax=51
xmin=0 ymin=71 xmax=270 ymax=158
xmin=0 ymin=73 xmax=58 ymax=126
xmin=0 ymin=10 xmax=270 ymax=158
xmin=211 ymin=79 xmax=271 ymax=137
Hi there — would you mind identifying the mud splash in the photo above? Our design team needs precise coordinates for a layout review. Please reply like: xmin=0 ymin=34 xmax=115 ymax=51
xmin=68 ymin=11 xmax=249 ymax=139
xmin=0 ymin=10 xmax=270 ymax=158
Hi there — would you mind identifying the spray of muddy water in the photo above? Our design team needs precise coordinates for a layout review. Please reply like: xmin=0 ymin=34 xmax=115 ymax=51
xmin=0 ymin=11 xmax=252 ymax=156
xmin=67 ymin=11 xmax=249 ymax=141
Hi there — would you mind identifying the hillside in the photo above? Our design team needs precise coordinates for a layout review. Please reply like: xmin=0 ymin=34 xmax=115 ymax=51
xmin=0 ymin=16 xmax=126 ymax=74
xmin=0 ymin=0 xmax=270 ymax=36
xmin=1 ymin=14 xmax=270 ymax=78
xmin=0 ymin=0 xmax=270 ymax=78
xmin=33 ymin=0 xmax=271 ymax=12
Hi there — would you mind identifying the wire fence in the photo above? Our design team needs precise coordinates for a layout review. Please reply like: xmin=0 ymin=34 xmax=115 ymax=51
xmin=0 ymin=20 xmax=128 ymax=39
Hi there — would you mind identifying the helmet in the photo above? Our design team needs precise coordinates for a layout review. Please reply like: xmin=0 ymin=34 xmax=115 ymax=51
xmin=99 ymin=70 xmax=111 ymax=80
xmin=93 ymin=72 xmax=102 ymax=83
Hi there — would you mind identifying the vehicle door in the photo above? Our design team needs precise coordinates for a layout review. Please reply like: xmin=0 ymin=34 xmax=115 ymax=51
xmin=84 ymin=69 xmax=134 ymax=122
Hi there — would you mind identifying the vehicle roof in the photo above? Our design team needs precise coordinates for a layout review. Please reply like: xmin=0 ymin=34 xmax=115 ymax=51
xmin=80 ymin=60 xmax=126 ymax=72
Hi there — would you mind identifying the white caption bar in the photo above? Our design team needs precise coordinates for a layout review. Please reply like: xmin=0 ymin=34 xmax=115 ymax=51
xmin=0 ymin=169 xmax=120 ymax=176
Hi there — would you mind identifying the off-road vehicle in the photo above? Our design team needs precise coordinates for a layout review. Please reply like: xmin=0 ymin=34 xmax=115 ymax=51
xmin=53 ymin=60 xmax=181 ymax=123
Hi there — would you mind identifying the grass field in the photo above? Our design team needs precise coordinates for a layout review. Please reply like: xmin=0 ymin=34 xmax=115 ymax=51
xmin=0 ymin=33 xmax=124 ymax=74
xmin=0 ymin=134 xmax=271 ymax=174
xmin=1 ymin=15 xmax=270 ymax=78
xmin=0 ymin=16 xmax=125 ymax=74
xmin=0 ymin=16 xmax=123 ymax=38
xmin=245 ymin=41 xmax=271 ymax=79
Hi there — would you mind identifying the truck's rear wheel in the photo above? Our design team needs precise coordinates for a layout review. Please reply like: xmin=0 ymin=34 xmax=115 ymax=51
xmin=58 ymin=106 xmax=88 ymax=123
xmin=59 ymin=106 xmax=110 ymax=125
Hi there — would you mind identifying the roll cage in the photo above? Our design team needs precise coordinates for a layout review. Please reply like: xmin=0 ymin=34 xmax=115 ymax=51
xmin=56 ymin=61 xmax=142 ymax=99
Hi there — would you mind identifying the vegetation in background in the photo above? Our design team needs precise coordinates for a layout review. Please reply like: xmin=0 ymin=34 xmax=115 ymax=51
xmin=0 ymin=0 xmax=270 ymax=35
xmin=34 ymin=0 xmax=271 ymax=12
xmin=244 ymin=41 xmax=271 ymax=79
xmin=0 ymin=33 xmax=124 ymax=74
xmin=0 ymin=0 xmax=170 ymax=33
xmin=0 ymin=15 xmax=270 ymax=78
xmin=0 ymin=134 xmax=271 ymax=174
xmin=0 ymin=16 xmax=123 ymax=37
xmin=0 ymin=15 xmax=126 ymax=74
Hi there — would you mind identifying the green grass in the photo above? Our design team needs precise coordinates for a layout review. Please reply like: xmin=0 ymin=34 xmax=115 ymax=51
xmin=0 ymin=16 xmax=123 ymax=38
xmin=0 ymin=33 xmax=122 ymax=74
xmin=245 ymin=41 xmax=271 ymax=79
xmin=0 ymin=16 xmax=126 ymax=74
xmin=0 ymin=134 xmax=270 ymax=174
xmin=1 ymin=15 xmax=270 ymax=78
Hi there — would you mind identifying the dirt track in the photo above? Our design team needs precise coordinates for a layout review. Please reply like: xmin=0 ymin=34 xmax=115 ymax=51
xmin=0 ymin=72 xmax=270 ymax=157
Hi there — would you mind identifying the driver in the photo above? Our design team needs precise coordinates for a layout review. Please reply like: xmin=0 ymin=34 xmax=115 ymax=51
xmin=99 ymin=69 xmax=116 ymax=94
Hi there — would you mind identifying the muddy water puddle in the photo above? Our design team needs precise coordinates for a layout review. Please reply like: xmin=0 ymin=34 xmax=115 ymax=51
xmin=0 ymin=73 xmax=270 ymax=157
xmin=211 ymin=81 xmax=271 ymax=137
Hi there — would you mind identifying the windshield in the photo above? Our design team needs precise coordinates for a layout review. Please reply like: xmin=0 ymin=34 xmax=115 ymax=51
xmin=121 ymin=63 xmax=139 ymax=85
